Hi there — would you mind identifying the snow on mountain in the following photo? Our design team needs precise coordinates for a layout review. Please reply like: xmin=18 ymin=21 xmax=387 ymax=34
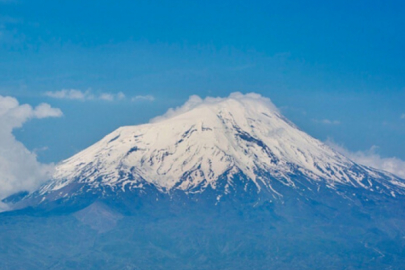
xmin=38 ymin=93 xmax=405 ymax=198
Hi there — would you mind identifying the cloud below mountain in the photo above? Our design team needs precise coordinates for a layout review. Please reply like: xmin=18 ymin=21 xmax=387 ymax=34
xmin=0 ymin=95 xmax=62 ymax=201
xmin=327 ymin=139 xmax=405 ymax=179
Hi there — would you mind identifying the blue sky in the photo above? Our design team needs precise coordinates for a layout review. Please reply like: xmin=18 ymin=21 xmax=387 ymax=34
xmin=1 ymin=0 xmax=404 ymax=167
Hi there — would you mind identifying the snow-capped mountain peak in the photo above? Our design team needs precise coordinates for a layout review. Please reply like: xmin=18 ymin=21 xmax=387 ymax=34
xmin=40 ymin=93 xmax=404 ymax=197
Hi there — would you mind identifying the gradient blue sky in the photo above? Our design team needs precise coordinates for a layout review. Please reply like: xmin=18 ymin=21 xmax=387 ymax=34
xmin=1 ymin=0 xmax=404 ymax=164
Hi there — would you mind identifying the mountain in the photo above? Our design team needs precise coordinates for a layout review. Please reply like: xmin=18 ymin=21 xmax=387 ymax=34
xmin=14 ymin=93 xmax=405 ymax=208
xmin=2 ymin=93 xmax=405 ymax=270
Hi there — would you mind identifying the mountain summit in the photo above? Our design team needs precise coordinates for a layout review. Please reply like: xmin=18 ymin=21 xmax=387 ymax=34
xmin=26 ymin=93 xmax=403 ymax=205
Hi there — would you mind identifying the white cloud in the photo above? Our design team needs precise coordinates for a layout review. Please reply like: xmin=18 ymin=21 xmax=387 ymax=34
xmin=150 ymin=92 xmax=279 ymax=123
xmin=33 ymin=103 xmax=63 ymax=118
xmin=313 ymin=119 xmax=340 ymax=125
xmin=401 ymin=114 xmax=405 ymax=120
xmin=44 ymin=89 xmax=94 ymax=101
xmin=45 ymin=90 xmax=128 ymax=102
xmin=131 ymin=95 xmax=155 ymax=102
xmin=0 ymin=95 xmax=62 ymax=203
xmin=326 ymin=139 xmax=405 ymax=179
xmin=99 ymin=92 xmax=126 ymax=101
xmin=99 ymin=93 xmax=114 ymax=101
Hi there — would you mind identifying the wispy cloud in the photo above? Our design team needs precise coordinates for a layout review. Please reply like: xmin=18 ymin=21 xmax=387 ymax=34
xmin=0 ymin=95 xmax=62 ymax=202
xmin=99 ymin=93 xmax=114 ymax=101
xmin=326 ymin=139 xmax=405 ymax=179
xmin=401 ymin=113 xmax=405 ymax=120
xmin=313 ymin=119 xmax=340 ymax=125
xmin=44 ymin=89 xmax=94 ymax=100
xmin=100 ymin=92 xmax=125 ymax=101
xmin=131 ymin=95 xmax=155 ymax=102
xmin=45 ymin=89 xmax=127 ymax=102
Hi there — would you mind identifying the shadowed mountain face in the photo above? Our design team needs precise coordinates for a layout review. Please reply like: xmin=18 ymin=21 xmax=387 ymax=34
xmin=2 ymin=93 xmax=405 ymax=269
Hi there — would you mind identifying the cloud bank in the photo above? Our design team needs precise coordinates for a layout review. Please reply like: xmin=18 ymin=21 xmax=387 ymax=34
xmin=327 ymin=140 xmax=405 ymax=179
xmin=45 ymin=89 xmax=154 ymax=103
xmin=0 ymin=95 xmax=62 ymax=202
